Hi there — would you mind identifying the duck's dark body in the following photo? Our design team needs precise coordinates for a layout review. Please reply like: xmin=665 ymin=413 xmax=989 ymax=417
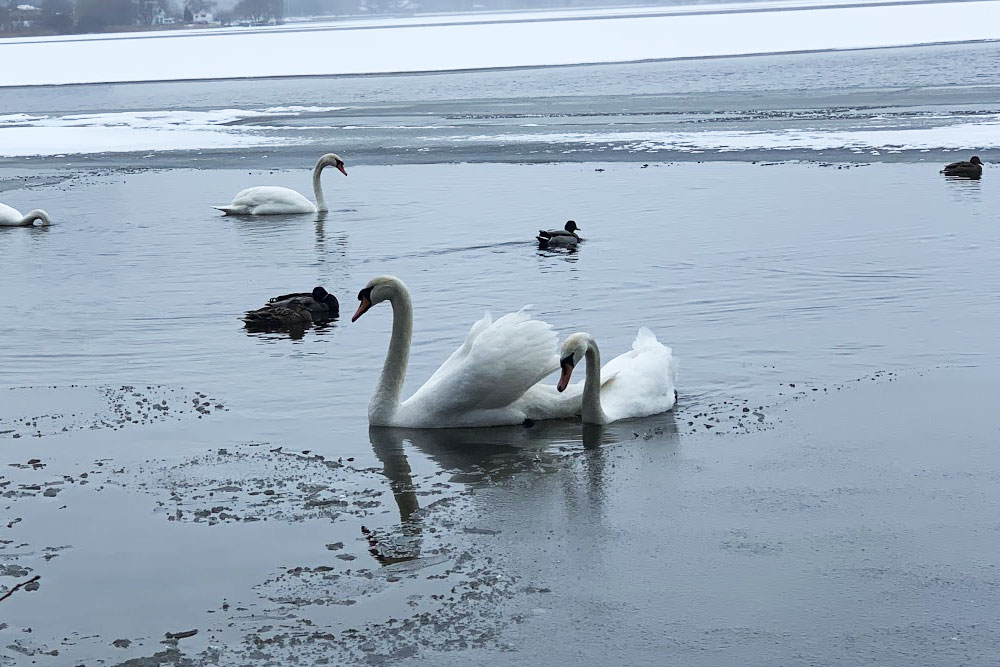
xmin=941 ymin=156 xmax=983 ymax=179
xmin=243 ymin=302 xmax=314 ymax=329
xmin=243 ymin=286 xmax=339 ymax=330
xmin=537 ymin=220 xmax=581 ymax=247
xmin=268 ymin=286 xmax=340 ymax=319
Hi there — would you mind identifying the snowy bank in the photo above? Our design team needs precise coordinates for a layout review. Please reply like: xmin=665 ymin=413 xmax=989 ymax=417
xmin=1 ymin=0 xmax=999 ymax=87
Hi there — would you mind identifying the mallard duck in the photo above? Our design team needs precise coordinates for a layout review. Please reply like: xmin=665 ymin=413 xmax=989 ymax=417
xmin=941 ymin=156 xmax=983 ymax=179
xmin=243 ymin=286 xmax=339 ymax=330
xmin=243 ymin=302 xmax=314 ymax=330
xmin=537 ymin=220 xmax=581 ymax=247
xmin=268 ymin=286 xmax=339 ymax=319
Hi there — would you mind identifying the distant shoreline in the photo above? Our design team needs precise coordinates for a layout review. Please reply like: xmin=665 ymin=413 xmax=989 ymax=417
xmin=0 ymin=0 xmax=985 ymax=46
xmin=3 ymin=0 xmax=998 ymax=87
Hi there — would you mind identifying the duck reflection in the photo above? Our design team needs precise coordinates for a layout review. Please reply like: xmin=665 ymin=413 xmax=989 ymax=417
xmin=943 ymin=176 xmax=982 ymax=205
xmin=365 ymin=415 xmax=679 ymax=564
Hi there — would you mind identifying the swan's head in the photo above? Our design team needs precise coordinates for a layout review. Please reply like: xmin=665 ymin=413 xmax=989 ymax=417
xmin=352 ymin=275 xmax=404 ymax=322
xmin=319 ymin=153 xmax=348 ymax=176
xmin=557 ymin=333 xmax=590 ymax=392
xmin=564 ymin=220 xmax=580 ymax=233
xmin=312 ymin=286 xmax=340 ymax=312
xmin=971 ymin=156 xmax=983 ymax=166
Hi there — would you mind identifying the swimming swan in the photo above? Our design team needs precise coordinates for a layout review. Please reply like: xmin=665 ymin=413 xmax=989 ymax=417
xmin=0 ymin=203 xmax=51 ymax=227
xmin=557 ymin=328 xmax=677 ymax=425
xmin=214 ymin=153 xmax=347 ymax=215
xmin=351 ymin=275 xmax=566 ymax=428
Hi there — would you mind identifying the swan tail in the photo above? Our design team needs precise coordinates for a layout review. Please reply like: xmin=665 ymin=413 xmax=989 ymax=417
xmin=633 ymin=327 xmax=660 ymax=350
xmin=633 ymin=327 xmax=678 ymax=397
xmin=213 ymin=206 xmax=240 ymax=215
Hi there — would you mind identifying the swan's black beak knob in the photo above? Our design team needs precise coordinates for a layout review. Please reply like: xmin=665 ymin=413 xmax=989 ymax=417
xmin=557 ymin=355 xmax=575 ymax=392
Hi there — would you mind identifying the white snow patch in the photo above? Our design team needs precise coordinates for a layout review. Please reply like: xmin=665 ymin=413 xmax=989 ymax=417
xmin=1 ymin=1 xmax=998 ymax=86
xmin=0 ymin=106 xmax=342 ymax=157
xmin=454 ymin=117 xmax=1000 ymax=152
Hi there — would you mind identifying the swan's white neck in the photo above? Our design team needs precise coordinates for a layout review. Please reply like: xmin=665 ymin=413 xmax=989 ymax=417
xmin=312 ymin=161 xmax=329 ymax=213
xmin=369 ymin=284 xmax=413 ymax=425
xmin=581 ymin=336 xmax=607 ymax=425
xmin=21 ymin=210 xmax=50 ymax=226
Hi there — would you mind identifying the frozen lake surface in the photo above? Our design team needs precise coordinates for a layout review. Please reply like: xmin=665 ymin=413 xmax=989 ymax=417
xmin=2 ymin=40 xmax=1000 ymax=164
xmin=1 ymin=0 xmax=999 ymax=86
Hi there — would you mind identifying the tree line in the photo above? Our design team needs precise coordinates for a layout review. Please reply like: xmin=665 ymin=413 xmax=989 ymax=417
xmin=0 ymin=0 xmax=285 ymax=35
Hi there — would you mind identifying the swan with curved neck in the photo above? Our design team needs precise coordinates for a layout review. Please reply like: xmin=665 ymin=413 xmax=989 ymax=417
xmin=557 ymin=329 xmax=677 ymax=425
xmin=0 ymin=203 xmax=51 ymax=227
xmin=214 ymin=153 xmax=346 ymax=215
xmin=352 ymin=275 xmax=566 ymax=428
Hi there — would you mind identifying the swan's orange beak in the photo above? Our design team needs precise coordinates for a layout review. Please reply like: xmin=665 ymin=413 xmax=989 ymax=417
xmin=337 ymin=164 xmax=348 ymax=176
xmin=557 ymin=357 xmax=575 ymax=392
xmin=352 ymin=294 xmax=372 ymax=322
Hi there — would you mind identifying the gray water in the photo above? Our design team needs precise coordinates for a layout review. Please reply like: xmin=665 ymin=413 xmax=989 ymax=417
xmin=2 ymin=162 xmax=996 ymax=431
xmin=2 ymin=41 xmax=1000 ymax=667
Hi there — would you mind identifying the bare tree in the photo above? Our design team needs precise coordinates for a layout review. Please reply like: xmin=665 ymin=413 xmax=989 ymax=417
xmin=233 ymin=0 xmax=283 ymax=23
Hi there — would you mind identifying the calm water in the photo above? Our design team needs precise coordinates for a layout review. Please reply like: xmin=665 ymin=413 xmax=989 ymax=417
xmin=1 ymin=161 xmax=997 ymax=440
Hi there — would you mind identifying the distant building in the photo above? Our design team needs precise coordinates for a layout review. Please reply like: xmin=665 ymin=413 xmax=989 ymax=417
xmin=10 ymin=3 xmax=42 ymax=28
xmin=151 ymin=7 xmax=176 ymax=24
xmin=192 ymin=9 xmax=214 ymax=23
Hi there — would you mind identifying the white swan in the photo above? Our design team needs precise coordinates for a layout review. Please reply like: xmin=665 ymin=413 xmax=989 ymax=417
xmin=351 ymin=275 xmax=567 ymax=428
xmin=556 ymin=328 xmax=677 ymax=424
xmin=0 ymin=202 xmax=51 ymax=227
xmin=214 ymin=153 xmax=346 ymax=215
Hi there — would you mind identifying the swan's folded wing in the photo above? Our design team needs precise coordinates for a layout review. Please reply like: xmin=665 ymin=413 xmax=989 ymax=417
xmin=422 ymin=312 xmax=492 ymax=388
xmin=404 ymin=309 xmax=559 ymax=415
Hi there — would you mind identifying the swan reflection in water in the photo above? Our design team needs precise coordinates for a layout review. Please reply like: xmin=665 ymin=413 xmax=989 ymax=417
xmin=365 ymin=415 xmax=679 ymax=564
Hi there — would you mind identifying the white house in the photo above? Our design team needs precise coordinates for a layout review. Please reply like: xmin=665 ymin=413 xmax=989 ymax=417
xmin=193 ymin=9 xmax=214 ymax=23
xmin=151 ymin=7 xmax=176 ymax=24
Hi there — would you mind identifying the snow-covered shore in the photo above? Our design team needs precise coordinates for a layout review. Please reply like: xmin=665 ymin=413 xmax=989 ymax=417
xmin=1 ymin=0 xmax=998 ymax=87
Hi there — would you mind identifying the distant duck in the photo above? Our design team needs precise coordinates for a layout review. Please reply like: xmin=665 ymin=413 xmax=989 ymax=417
xmin=941 ymin=155 xmax=983 ymax=179
xmin=243 ymin=286 xmax=339 ymax=330
xmin=0 ymin=202 xmax=51 ymax=227
xmin=537 ymin=220 xmax=581 ymax=247
xmin=215 ymin=153 xmax=347 ymax=215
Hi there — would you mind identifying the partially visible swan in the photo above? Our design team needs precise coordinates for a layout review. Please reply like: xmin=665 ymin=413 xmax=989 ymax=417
xmin=941 ymin=155 xmax=983 ymax=179
xmin=351 ymin=275 xmax=564 ymax=428
xmin=537 ymin=220 xmax=580 ymax=247
xmin=214 ymin=153 xmax=347 ymax=215
xmin=0 ymin=203 xmax=51 ymax=227
xmin=557 ymin=328 xmax=677 ymax=424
